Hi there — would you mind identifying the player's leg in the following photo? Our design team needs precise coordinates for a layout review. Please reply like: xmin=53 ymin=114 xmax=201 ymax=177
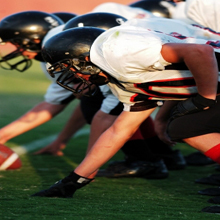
xmin=168 ymin=95 xmax=220 ymax=163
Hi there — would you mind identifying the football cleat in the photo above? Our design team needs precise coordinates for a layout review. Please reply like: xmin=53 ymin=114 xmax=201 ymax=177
xmin=215 ymin=164 xmax=220 ymax=171
xmin=208 ymin=196 xmax=220 ymax=204
xmin=201 ymin=205 xmax=220 ymax=214
xmin=157 ymin=150 xmax=186 ymax=170
xmin=96 ymin=159 xmax=168 ymax=179
xmin=198 ymin=187 xmax=220 ymax=196
xmin=195 ymin=174 xmax=220 ymax=186
xmin=185 ymin=151 xmax=215 ymax=166
xmin=31 ymin=172 xmax=92 ymax=198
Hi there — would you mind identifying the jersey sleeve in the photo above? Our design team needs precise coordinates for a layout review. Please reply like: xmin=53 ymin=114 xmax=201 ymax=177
xmin=44 ymin=82 xmax=75 ymax=105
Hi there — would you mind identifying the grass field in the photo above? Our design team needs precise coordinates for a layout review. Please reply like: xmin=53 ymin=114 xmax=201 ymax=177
xmin=0 ymin=61 xmax=220 ymax=219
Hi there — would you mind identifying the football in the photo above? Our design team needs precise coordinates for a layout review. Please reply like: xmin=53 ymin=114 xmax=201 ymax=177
xmin=0 ymin=144 xmax=22 ymax=170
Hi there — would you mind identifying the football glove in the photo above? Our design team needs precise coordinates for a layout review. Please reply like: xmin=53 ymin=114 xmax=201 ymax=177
xmin=170 ymin=94 xmax=217 ymax=120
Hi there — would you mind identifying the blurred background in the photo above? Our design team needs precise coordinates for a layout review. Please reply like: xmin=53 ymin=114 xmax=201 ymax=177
xmin=0 ymin=0 xmax=133 ymax=19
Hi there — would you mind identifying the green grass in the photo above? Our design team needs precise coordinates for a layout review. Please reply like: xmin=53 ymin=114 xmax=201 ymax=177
xmin=0 ymin=61 xmax=220 ymax=220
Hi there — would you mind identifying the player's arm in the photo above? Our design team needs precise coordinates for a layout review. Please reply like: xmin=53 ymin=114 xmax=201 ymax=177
xmin=74 ymin=108 xmax=156 ymax=178
xmin=0 ymin=101 xmax=66 ymax=144
xmin=154 ymin=101 xmax=179 ymax=145
xmin=161 ymin=43 xmax=218 ymax=100
xmin=161 ymin=43 xmax=218 ymax=118
xmin=34 ymin=103 xmax=86 ymax=156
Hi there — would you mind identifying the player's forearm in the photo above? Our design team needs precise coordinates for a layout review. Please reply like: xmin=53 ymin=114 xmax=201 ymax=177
xmin=0 ymin=102 xmax=66 ymax=143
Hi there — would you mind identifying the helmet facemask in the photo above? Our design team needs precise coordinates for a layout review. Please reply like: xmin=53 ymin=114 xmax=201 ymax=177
xmin=0 ymin=38 xmax=41 ymax=72
xmin=47 ymin=57 xmax=108 ymax=97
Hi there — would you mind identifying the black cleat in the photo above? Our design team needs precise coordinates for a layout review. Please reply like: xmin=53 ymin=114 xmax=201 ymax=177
xmin=185 ymin=151 xmax=216 ymax=166
xmin=158 ymin=150 xmax=186 ymax=170
xmin=96 ymin=159 xmax=168 ymax=179
xmin=215 ymin=165 xmax=220 ymax=171
xmin=198 ymin=187 xmax=220 ymax=196
xmin=208 ymin=196 xmax=220 ymax=204
xmin=201 ymin=205 xmax=220 ymax=214
xmin=195 ymin=174 xmax=220 ymax=186
xmin=31 ymin=172 xmax=92 ymax=198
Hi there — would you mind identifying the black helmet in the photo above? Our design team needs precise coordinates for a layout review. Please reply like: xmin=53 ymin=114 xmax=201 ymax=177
xmin=43 ymin=12 xmax=127 ymax=96
xmin=64 ymin=12 xmax=127 ymax=31
xmin=42 ymin=27 xmax=105 ymax=96
xmin=52 ymin=12 xmax=77 ymax=23
xmin=129 ymin=0 xmax=175 ymax=18
xmin=0 ymin=10 xmax=63 ymax=71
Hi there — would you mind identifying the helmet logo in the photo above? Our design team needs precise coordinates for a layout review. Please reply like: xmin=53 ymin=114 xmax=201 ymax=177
xmin=77 ymin=23 xmax=84 ymax=27
xmin=116 ymin=18 xmax=126 ymax=25
xmin=44 ymin=16 xmax=60 ymax=28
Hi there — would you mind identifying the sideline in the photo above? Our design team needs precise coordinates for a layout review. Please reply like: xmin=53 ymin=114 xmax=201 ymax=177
xmin=12 ymin=127 xmax=90 ymax=155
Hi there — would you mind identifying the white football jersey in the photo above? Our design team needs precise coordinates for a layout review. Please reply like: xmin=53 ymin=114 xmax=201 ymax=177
xmin=124 ymin=18 xmax=220 ymax=40
xmin=90 ymin=24 xmax=220 ymax=111
xmin=169 ymin=1 xmax=194 ymax=25
xmin=185 ymin=0 xmax=220 ymax=32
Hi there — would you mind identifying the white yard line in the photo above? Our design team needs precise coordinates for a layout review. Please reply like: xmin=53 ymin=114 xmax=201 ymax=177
xmin=12 ymin=127 xmax=90 ymax=155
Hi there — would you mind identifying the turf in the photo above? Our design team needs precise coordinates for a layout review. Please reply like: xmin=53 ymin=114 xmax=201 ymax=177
xmin=0 ymin=61 xmax=220 ymax=220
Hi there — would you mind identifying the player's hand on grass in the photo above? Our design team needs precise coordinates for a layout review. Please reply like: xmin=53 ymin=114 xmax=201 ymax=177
xmin=34 ymin=141 xmax=66 ymax=156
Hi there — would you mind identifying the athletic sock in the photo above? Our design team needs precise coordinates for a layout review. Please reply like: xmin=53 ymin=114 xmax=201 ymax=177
xmin=204 ymin=143 xmax=220 ymax=164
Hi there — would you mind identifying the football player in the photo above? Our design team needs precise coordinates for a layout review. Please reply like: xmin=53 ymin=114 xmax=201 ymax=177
xmin=92 ymin=1 xmax=220 ymax=168
xmin=31 ymin=19 xmax=220 ymax=198
xmin=37 ymin=12 xmax=187 ymax=177
xmin=0 ymin=11 xmax=177 ymax=179
xmin=0 ymin=11 xmax=86 ymax=156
